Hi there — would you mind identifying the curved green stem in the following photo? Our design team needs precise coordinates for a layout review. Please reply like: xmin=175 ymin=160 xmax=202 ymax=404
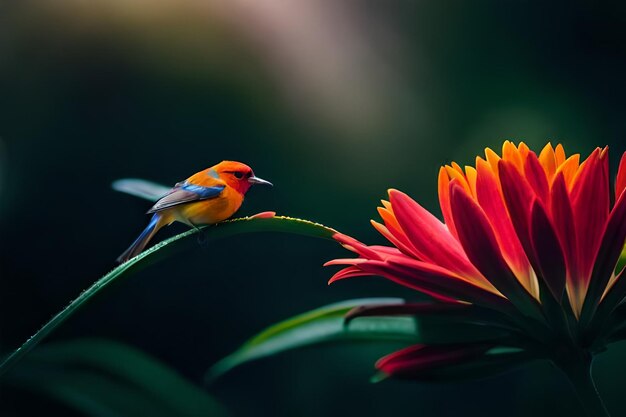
xmin=556 ymin=354 xmax=610 ymax=417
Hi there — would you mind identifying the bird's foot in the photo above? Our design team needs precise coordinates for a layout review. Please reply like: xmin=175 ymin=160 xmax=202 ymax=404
xmin=196 ymin=231 xmax=208 ymax=246
xmin=189 ymin=222 xmax=208 ymax=246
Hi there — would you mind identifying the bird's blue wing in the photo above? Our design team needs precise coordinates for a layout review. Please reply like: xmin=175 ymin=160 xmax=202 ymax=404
xmin=147 ymin=183 xmax=225 ymax=213
xmin=180 ymin=183 xmax=225 ymax=198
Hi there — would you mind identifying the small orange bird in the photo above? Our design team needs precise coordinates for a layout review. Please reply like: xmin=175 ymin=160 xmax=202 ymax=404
xmin=117 ymin=161 xmax=272 ymax=263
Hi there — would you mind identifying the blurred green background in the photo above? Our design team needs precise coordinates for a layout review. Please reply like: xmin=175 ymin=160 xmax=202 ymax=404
xmin=1 ymin=1 xmax=625 ymax=416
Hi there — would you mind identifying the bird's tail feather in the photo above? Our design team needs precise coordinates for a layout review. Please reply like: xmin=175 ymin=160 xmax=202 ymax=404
xmin=117 ymin=214 xmax=162 ymax=263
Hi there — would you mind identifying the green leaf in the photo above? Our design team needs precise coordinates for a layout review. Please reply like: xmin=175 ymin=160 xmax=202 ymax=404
xmin=207 ymin=298 xmax=412 ymax=382
xmin=4 ymin=339 xmax=225 ymax=417
xmin=244 ymin=298 xmax=407 ymax=346
xmin=0 ymin=215 xmax=336 ymax=377
xmin=206 ymin=299 xmax=516 ymax=383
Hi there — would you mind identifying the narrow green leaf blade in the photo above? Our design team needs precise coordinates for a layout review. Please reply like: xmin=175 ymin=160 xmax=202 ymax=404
xmin=245 ymin=298 xmax=406 ymax=347
xmin=0 ymin=215 xmax=336 ymax=377
xmin=207 ymin=298 xmax=414 ymax=382
xmin=4 ymin=339 xmax=225 ymax=417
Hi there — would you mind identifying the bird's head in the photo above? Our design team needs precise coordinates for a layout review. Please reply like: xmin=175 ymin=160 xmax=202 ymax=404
xmin=214 ymin=161 xmax=272 ymax=194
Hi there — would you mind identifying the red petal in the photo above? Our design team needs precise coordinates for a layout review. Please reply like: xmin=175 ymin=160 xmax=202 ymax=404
xmin=332 ymin=233 xmax=383 ymax=260
xmin=376 ymin=344 xmax=426 ymax=376
xmin=571 ymin=148 xmax=610 ymax=281
xmin=353 ymin=259 xmax=459 ymax=302
xmin=550 ymin=173 xmax=582 ymax=309
xmin=498 ymin=161 xmax=546 ymax=283
xmin=361 ymin=257 xmax=508 ymax=308
xmin=530 ymin=200 xmax=566 ymax=302
xmin=324 ymin=258 xmax=369 ymax=266
xmin=450 ymin=183 xmax=539 ymax=314
xmin=616 ymin=151 xmax=626 ymax=199
xmin=377 ymin=204 xmax=424 ymax=259
xmin=524 ymin=152 xmax=550 ymax=204
xmin=368 ymin=245 xmax=404 ymax=257
xmin=389 ymin=189 xmax=484 ymax=282
xmin=581 ymin=191 xmax=626 ymax=321
xmin=550 ymin=173 xmax=578 ymax=272
xmin=327 ymin=266 xmax=371 ymax=283
xmin=371 ymin=219 xmax=418 ymax=258
xmin=475 ymin=158 xmax=532 ymax=283
xmin=498 ymin=160 xmax=535 ymax=258
xmin=376 ymin=344 xmax=490 ymax=378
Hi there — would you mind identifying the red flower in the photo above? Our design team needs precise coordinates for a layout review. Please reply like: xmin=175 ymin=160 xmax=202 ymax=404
xmin=326 ymin=142 xmax=626 ymax=415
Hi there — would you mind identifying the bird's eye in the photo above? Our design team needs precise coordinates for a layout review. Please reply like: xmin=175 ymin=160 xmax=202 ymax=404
xmin=233 ymin=172 xmax=244 ymax=179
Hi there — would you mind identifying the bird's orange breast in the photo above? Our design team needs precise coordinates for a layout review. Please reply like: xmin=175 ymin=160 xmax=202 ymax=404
xmin=175 ymin=186 xmax=244 ymax=225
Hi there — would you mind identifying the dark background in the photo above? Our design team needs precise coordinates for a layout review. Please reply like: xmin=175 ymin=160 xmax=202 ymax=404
xmin=1 ymin=1 xmax=626 ymax=416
